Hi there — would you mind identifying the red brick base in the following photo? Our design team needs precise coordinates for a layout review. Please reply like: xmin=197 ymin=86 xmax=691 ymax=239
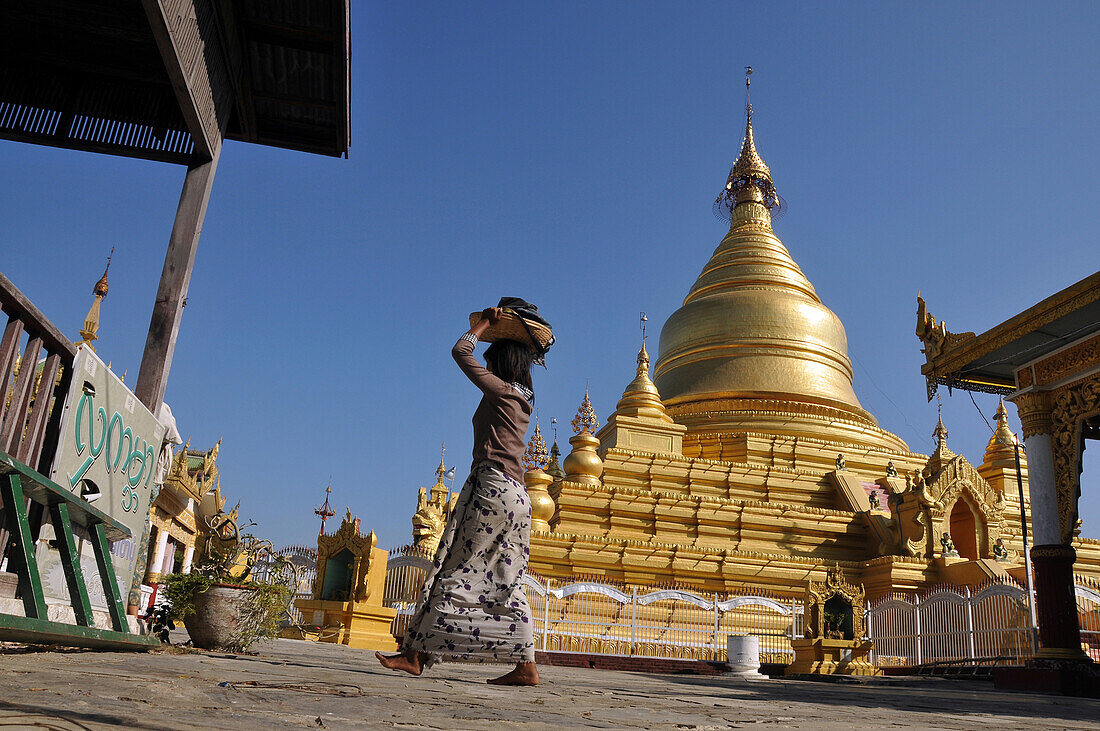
xmin=534 ymin=651 xmax=738 ymax=676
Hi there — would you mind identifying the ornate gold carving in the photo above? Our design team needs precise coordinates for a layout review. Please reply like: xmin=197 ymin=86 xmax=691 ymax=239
xmin=919 ymin=273 xmax=1100 ymax=386
xmin=571 ymin=386 xmax=600 ymax=434
xmin=1017 ymin=366 xmax=1034 ymax=389
xmin=523 ymin=421 xmax=550 ymax=470
xmin=1034 ymin=332 xmax=1100 ymax=387
xmin=916 ymin=295 xmax=975 ymax=367
xmin=1011 ymin=391 xmax=1053 ymax=439
xmin=1050 ymin=372 xmax=1100 ymax=543
xmin=412 ymin=459 xmax=452 ymax=554
xmin=314 ymin=509 xmax=377 ymax=603
xmin=803 ymin=566 xmax=866 ymax=640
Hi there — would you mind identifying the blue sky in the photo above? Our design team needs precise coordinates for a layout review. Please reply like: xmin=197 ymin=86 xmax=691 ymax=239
xmin=4 ymin=1 xmax=1099 ymax=550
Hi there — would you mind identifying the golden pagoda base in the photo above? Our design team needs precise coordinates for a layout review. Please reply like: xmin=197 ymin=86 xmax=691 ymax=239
xmin=785 ymin=638 xmax=881 ymax=677
xmin=293 ymin=598 xmax=398 ymax=652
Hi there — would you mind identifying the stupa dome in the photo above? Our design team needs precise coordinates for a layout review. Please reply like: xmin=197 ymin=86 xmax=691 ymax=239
xmin=654 ymin=98 xmax=908 ymax=453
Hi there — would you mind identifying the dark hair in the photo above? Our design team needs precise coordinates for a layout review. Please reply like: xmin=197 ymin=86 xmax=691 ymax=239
xmin=484 ymin=339 xmax=535 ymax=393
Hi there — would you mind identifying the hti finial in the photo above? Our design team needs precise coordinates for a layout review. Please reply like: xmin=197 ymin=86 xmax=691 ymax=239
xmin=640 ymin=312 xmax=648 ymax=347
xmin=94 ymin=247 xmax=113 ymax=297
xmin=315 ymin=478 xmax=335 ymax=534
xmin=933 ymin=395 xmax=949 ymax=448
xmin=571 ymin=382 xmax=600 ymax=434
xmin=715 ymin=66 xmax=780 ymax=218
xmin=523 ymin=418 xmax=550 ymax=471
xmin=551 ymin=417 xmax=558 ymax=443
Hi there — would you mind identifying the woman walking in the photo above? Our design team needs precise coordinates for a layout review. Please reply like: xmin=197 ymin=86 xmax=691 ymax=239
xmin=377 ymin=299 xmax=553 ymax=686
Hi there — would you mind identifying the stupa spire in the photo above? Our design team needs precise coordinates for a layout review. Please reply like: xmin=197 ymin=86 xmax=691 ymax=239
xmin=715 ymin=68 xmax=780 ymax=217
xmin=933 ymin=400 xmax=949 ymax=449
xmin=982 ymin=398 xmax=1022 ymax=471
xmin=77 ymin=248 xmax=113 ymax=350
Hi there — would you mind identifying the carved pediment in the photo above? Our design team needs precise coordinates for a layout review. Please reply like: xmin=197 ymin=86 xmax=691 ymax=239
xmin=926 ymin=455 xmax=1004 ymax=522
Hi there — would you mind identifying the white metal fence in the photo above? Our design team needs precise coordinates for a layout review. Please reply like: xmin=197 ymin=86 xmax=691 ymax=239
xmin=1076 ymin=576 xmax=1100 ymax=662
xmin=263 ymin=544 xmax=316 ymax=626
xmin=381 ymin=554 xmax=801 ymax=662
xmin=866 ymin=582 xmax=1035 ymax=667
xmin=523 ymin=575 xmax=802 ymax=662
xmin=381 ymin=553 xmax=1100 ymax=666
xmin=382 ymin=547 xmax=434 ymax=639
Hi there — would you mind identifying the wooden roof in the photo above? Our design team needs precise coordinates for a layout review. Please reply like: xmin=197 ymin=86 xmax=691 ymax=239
xmin=0 ymin=0 xmax=350 ymax=164
xmin=921 ymin=271 xmax=1100 ymax=395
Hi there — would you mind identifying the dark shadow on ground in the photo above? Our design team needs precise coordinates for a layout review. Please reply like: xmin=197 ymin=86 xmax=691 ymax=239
xmin=632 ymin=670 xmax=1100 ymax=723
xmin=0 ymin=699 xmax=168 ymax=731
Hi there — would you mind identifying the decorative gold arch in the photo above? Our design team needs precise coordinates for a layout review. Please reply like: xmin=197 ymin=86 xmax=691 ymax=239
xmin=926 ymin=459 xmax=1005 ymax=558
xmin=1051 ymin=372 xmax=1100 ymax=543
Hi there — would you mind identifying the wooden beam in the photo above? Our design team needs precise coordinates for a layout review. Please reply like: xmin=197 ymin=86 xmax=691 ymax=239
xmin=134 ymin=152 xmax=220 ymax=415
xmin=140 ymin=0 xmax=238 ymax=160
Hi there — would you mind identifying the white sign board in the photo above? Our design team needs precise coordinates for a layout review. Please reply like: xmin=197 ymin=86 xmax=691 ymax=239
xmin=46 ymin=346 xmax=165 ymax=592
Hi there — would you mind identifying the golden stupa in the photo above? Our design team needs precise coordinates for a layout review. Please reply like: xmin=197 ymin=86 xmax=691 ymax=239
xmin=521 ymin=83 xmax=1100 ymax=601
xmin=654 ymin=102 xmax=905 ymax=454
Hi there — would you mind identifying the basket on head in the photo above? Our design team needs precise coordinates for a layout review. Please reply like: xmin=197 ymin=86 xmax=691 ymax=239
xmin=469 ymin=297 xmax=554 ymax=358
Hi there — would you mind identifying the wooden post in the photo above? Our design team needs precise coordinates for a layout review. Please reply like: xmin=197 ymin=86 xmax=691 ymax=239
xmin=134 ymin=152 xmax=219 ymax=415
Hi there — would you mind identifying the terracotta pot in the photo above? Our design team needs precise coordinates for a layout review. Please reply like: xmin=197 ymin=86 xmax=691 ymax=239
xmin=182 ymin=583 xmax=253 ymax=651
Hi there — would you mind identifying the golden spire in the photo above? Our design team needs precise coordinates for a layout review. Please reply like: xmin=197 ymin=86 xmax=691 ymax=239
xmin=715 ymin=67 xmax=780 ymax=217
xmin=523 ymin=417 xmax=550 ymax=471
xmin=76 ymin=248 xmax=112 ymax=350
xmin=436 ymin=442 xmax=446 ymax=481
xmin=982 ymin=398 xmax=1021 ymax=470
xmin=570 ymin=383 xmax=600 ymax=434
xmin=933 ymin=400 xmax=949 ymax=449
xmin=545 ymin=418 xmax=564 ymax=479
xmin=432 ymin=443 xmax=450 ymax=500
xmin=614 ymin=340 xmax=674 ymax=423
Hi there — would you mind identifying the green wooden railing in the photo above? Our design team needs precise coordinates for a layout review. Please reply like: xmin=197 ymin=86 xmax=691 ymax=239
xmin=0 ymin=449 xmax=157 ymax=650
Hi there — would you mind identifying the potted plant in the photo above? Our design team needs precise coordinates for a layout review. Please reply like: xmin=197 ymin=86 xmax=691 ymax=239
xmin=160 ymin=508 xmax=296 ymax=653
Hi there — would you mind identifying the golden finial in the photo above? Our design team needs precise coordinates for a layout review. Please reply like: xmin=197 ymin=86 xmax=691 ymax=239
xmin=76 ymin=248 xmax=113 ymax=349
xmin=314 ymin=478 xmax=335 ymax=534
xmin=547 ymin=417 xmax=564 ymax=479
xmin=715 ymin=66 xmax=780 ymax=216
xmin=933 ymin=397 xmax=949 ymax=448
xmin=571 ymin=383 xmax=600 ymax=434
xmin=437 ymin=442 xmax=446 ymax=480
xmin=983 ymin=397 xmax=1021 ymax=467
xmin=94 ymin=247 xmax=113 ymax=297
xmin=523 ymin=416 xmax=550 ymax=471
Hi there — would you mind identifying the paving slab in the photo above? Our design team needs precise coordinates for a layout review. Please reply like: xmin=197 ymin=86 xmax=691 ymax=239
xmin=1 ymin=638 xmax=1098 ymax=730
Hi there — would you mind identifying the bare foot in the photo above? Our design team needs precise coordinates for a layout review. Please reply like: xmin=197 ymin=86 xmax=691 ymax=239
xmin=375 ymin=649 xmax=425 ymax=676
xmin=487 ymin=662 xmax=540 ymax=686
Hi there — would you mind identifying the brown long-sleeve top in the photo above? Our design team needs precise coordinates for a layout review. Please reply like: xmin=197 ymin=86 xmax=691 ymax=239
xmin=452 ymin=335 xmax=532 ymax=483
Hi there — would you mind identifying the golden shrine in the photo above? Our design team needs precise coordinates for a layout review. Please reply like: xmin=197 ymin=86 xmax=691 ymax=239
xmin=144 ymin=439 xmax=226 ymax=585
xmin=295 ymin=508 xmax=397 ymax=651
xmin=788 ymin=566 xmax=878 ymax=676
xmin=406 ymin=85 xmax=1100 ymax=662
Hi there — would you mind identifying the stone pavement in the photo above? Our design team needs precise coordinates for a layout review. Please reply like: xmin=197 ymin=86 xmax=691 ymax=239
xmin=1 ymin=638 xmax=1098 ymax=730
